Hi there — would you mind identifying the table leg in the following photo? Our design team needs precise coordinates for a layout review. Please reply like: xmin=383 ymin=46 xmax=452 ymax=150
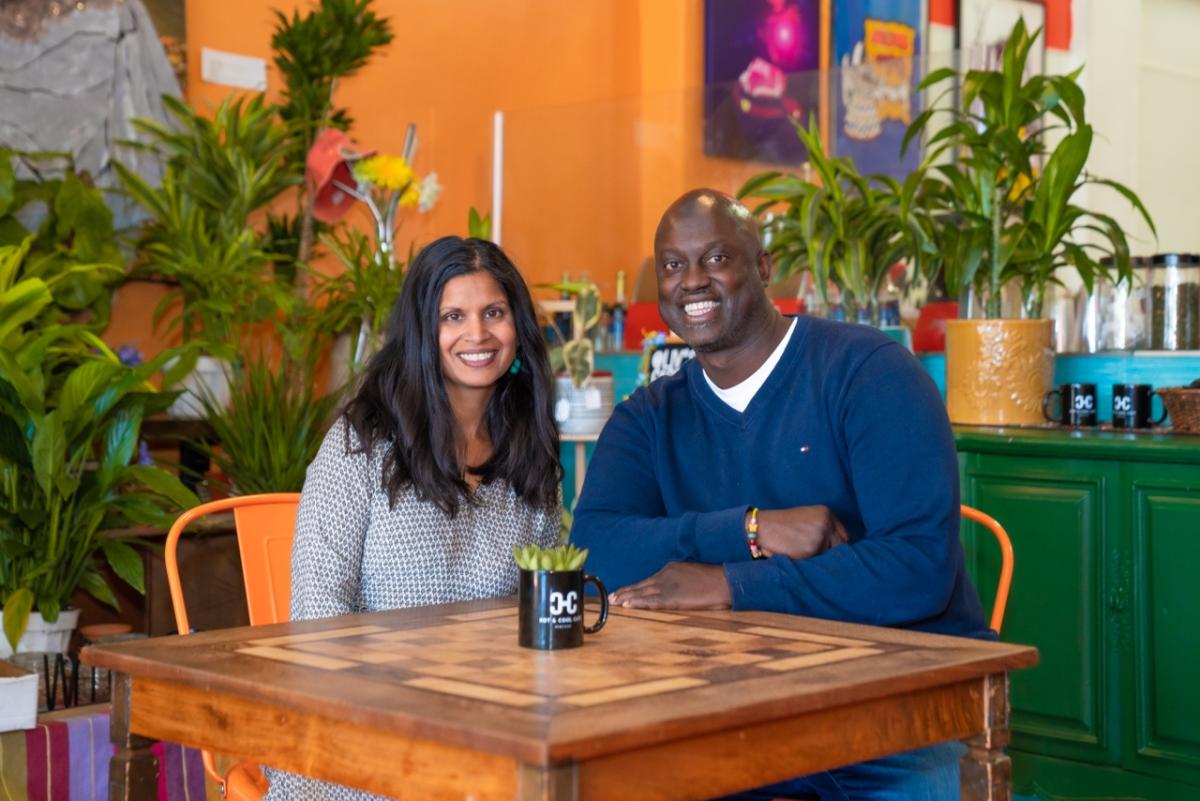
xmin=518 ymin=763 xmax=578 ymax=801
xmin=961 ymin=672 xmax=1011 ymax=801
xmin=108 ymin=672 xmax=158 ymax=801
xmin=574 ymin=442 xmax=587 ymax=497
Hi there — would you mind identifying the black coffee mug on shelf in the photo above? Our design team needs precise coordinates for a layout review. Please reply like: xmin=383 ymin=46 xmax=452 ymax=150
xmin=1043 ymin=383 xmax=1098 ymax=427
xmin=518 ymin=569 xmax=608 ymax=650
xmin=1112 ymin=384 xmax=1168 ymax=429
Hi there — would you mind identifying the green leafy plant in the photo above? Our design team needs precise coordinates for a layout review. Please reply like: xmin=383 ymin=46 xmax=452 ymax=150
xmin=467 ymin=207 xmax=492 ymax=240
xmin=903 ymin=20 xmax=1155 ymax=318
xmin=193 ymin=353 xmax=342 ymax=495
xmin=0 ymin=251 xmax=199 ymax=649
xmin=739 ymin=117 xmax=929 ymax=323
xmin=539 ymin=281 xmax=602 ymax=388
xmin=271 ymin=0 xmax=395 ymax=271
xmin=116 ymin=95 xmax=298 ymax=346
xmin=0 ymin=149 xmax=124 ymax=328
xmin=312 ymin=227 xmax=408 ymax=375
xmin=512 ymin=543 xmax=589 ymax=572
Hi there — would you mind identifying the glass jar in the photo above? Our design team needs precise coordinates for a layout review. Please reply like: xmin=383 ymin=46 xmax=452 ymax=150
xmin=1191 ymin=254 xmax=1200 ymax=350
xmin=1125 ymin=256 xmax=1152 ymax=350
xmin=1075 ymin=257 xmax=1150 ymax=352
xmin=1149 ymin=253 xmax=1200 ymax=350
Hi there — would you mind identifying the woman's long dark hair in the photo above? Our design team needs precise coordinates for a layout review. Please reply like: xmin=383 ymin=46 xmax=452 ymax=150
xmin=343 ymin=236 xmax=561 ymax=517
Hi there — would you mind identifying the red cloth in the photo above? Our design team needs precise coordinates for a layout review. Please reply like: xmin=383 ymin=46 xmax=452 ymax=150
xmin=0 ymin=707 xmax=210 ymax=801
xmin=913 ymin=301 xmax=959 ymax=353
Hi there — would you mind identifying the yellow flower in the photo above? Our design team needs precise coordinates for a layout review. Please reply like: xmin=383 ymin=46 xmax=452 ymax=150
xmin=354 ymin=155 xmax=415 ymax=191
xmin=397 ymin=181 xmax=420 ymax=207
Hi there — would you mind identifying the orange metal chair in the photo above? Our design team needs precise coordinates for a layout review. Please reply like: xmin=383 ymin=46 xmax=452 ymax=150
xmin=165 ymin=493 xmax=301 ymax=801
xmin=960 ymin=504 xmax=1014 ymax=634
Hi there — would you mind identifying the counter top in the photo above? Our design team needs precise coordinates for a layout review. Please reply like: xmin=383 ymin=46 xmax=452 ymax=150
xmin=953 ymin=424 xmax=1200 ymax=463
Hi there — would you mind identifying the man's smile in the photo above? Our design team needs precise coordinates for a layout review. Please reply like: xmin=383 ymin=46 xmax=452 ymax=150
xmin=682 ymin=299 xmax=720 ymax=323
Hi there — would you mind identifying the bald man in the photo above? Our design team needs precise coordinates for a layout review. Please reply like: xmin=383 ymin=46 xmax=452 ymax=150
xmin=571 ymin=189 xmax=989 ymax=800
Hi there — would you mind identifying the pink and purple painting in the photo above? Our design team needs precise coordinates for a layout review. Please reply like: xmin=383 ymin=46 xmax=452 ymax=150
xmin=703 ymin=0 xmax=826 ymax=165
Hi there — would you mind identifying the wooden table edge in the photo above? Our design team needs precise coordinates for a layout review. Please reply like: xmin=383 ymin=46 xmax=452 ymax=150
xmin=108 ymin=671 xmax=1018 ymax=801
xmin=86 ymin=643 xmax=1036 ymax=767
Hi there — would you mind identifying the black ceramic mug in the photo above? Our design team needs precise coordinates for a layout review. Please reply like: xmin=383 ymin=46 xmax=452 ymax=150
xmin=1043 ymin=383 xmax=1098 ymax=427
xmin=518 ymin=569 xmax=608 ymax=650
xmin=1112 ymin=384 xmax=1168 ymax=429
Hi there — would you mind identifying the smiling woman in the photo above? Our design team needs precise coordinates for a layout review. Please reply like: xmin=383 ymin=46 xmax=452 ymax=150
xmin=438 ymin=272 xmax=519 ymax=404
xmin=267 ymin=237 xmax=564 ymax=801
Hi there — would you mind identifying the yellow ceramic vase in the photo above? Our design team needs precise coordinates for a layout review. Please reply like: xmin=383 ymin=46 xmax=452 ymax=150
xmin=945 ymin=319 xmax=1055 ymax=426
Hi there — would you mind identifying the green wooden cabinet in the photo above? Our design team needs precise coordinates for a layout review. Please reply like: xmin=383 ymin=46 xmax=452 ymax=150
xmin=956 ymin=428 xmax=1200 ymax=801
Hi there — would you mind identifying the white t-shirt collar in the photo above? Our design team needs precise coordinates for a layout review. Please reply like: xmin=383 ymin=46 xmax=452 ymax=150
xmin=702 ymin=318 xmax=797 ymax=413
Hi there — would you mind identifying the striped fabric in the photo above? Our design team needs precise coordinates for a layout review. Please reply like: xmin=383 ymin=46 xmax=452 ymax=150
xmin=0 ymin=708 xmax=216 ymax=801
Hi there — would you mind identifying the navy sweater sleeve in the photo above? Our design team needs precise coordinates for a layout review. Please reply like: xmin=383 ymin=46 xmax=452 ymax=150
xmin=724 ymin=343 xmax=961 ymax=627
xmin=571 ymin=394 xmax=751 ymax=590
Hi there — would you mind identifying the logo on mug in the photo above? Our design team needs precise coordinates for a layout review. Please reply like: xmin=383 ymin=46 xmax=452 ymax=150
xmin=1112 ymin=384 xmax=1167 ymax=429
xmin=549 ymin=590 xmax=578 ymax=616
xmin=1043 ymin=383 xmax=1098 ymax=427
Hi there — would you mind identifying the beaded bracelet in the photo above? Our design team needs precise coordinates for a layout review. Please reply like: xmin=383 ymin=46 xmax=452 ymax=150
xmin=745 ymin=506 xmax=766 ymax=559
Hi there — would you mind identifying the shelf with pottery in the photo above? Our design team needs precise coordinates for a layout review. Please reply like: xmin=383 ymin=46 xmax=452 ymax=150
xmin=919 ymin=350 xmax=1200 ymax=416
xmin=580 ymin=348 xmax=1200 ymax=422
xmin=955 ymin=426 xmax=1200 ymax=801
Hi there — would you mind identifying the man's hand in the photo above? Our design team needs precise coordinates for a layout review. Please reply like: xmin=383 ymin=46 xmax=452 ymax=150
xmin=755 ymin=505 xmax=849 ymax=559
xmin=608 ymin=562 xmax=732 ymax=610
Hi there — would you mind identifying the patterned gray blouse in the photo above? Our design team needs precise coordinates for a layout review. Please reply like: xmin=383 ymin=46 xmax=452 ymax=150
xmin=264 ymin=417 xmax=561 ymax=801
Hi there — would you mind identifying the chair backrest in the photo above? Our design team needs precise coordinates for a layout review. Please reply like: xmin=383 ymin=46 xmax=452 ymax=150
xmin=165 ymin=493 xmax=302 ymax=635
xmin=960 ymin=504 xmax=1014 ymax=635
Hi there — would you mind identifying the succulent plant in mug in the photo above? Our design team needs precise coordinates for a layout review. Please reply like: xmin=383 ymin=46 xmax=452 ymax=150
xmin=513 ymin=543 xmax=589 ymax=572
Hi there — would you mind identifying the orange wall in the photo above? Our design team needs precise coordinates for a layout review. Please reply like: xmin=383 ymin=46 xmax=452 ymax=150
xmin=184 ymin=0 xmax=652 ymax=295
xmin=105 ymin=0 xmax=783 ymax=354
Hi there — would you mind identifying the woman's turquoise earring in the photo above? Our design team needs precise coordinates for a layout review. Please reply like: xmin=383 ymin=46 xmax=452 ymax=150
xmin=509 ymin=356 xmax=522 ymax=375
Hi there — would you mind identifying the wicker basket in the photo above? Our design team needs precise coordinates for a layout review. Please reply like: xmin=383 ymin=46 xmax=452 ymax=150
xmin=1157 ymin=387 xmax=1200 ymax=434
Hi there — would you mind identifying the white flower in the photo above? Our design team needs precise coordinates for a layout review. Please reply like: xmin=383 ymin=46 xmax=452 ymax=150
xmin=418 ymin=172 xmax=442 ymax=212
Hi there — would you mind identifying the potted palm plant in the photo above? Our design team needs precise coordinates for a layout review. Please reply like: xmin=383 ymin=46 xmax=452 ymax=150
xmin=115 ymin=95 xmax=298 ymax=418
xmin=739 ymin=116 xmax=929 ymax=324
xmin=0 ymin=244 xmax=199 ymax=653
xmin=904 ymin=20 xmax=1155 ymax=424
xmin=193 ymin=346 xmax=342 ymax=495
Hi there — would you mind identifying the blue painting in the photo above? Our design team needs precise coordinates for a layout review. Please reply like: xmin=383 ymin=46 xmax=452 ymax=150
xmin=832 ymin=0 xmax=924 ymax=177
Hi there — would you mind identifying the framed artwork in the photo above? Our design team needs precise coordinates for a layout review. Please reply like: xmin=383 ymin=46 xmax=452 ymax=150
xmin=831 ymin=0 xmax=926 ymax=178
xmin=958 ymin=0 xmax=1046 ymax=76
xmin=703 ymin=0 xmax=830 ymax=165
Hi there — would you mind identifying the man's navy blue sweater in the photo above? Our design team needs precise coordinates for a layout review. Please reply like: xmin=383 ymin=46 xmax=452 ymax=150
xmin=572 ymin=316 xmax=990 ymax=638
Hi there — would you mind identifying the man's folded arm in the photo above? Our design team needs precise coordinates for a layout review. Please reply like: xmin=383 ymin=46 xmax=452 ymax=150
xmin=726 ymin=344 xmax=961 ymax=626
xmin=571 ymin=401 xmax=750 ymax=589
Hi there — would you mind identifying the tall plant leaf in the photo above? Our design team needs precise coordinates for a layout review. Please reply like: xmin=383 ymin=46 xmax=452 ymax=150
xmin=30 ymin=410 xmax=64 ymax=496
xmin=2 ymin=588 xmax=33 ymax=651
xmin=100 ymin=540 xmax=146 ymax=594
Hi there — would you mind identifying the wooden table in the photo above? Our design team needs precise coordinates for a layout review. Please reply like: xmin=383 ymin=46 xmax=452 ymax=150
xmin=83 ymin=598 xmax=1037 ymax=801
